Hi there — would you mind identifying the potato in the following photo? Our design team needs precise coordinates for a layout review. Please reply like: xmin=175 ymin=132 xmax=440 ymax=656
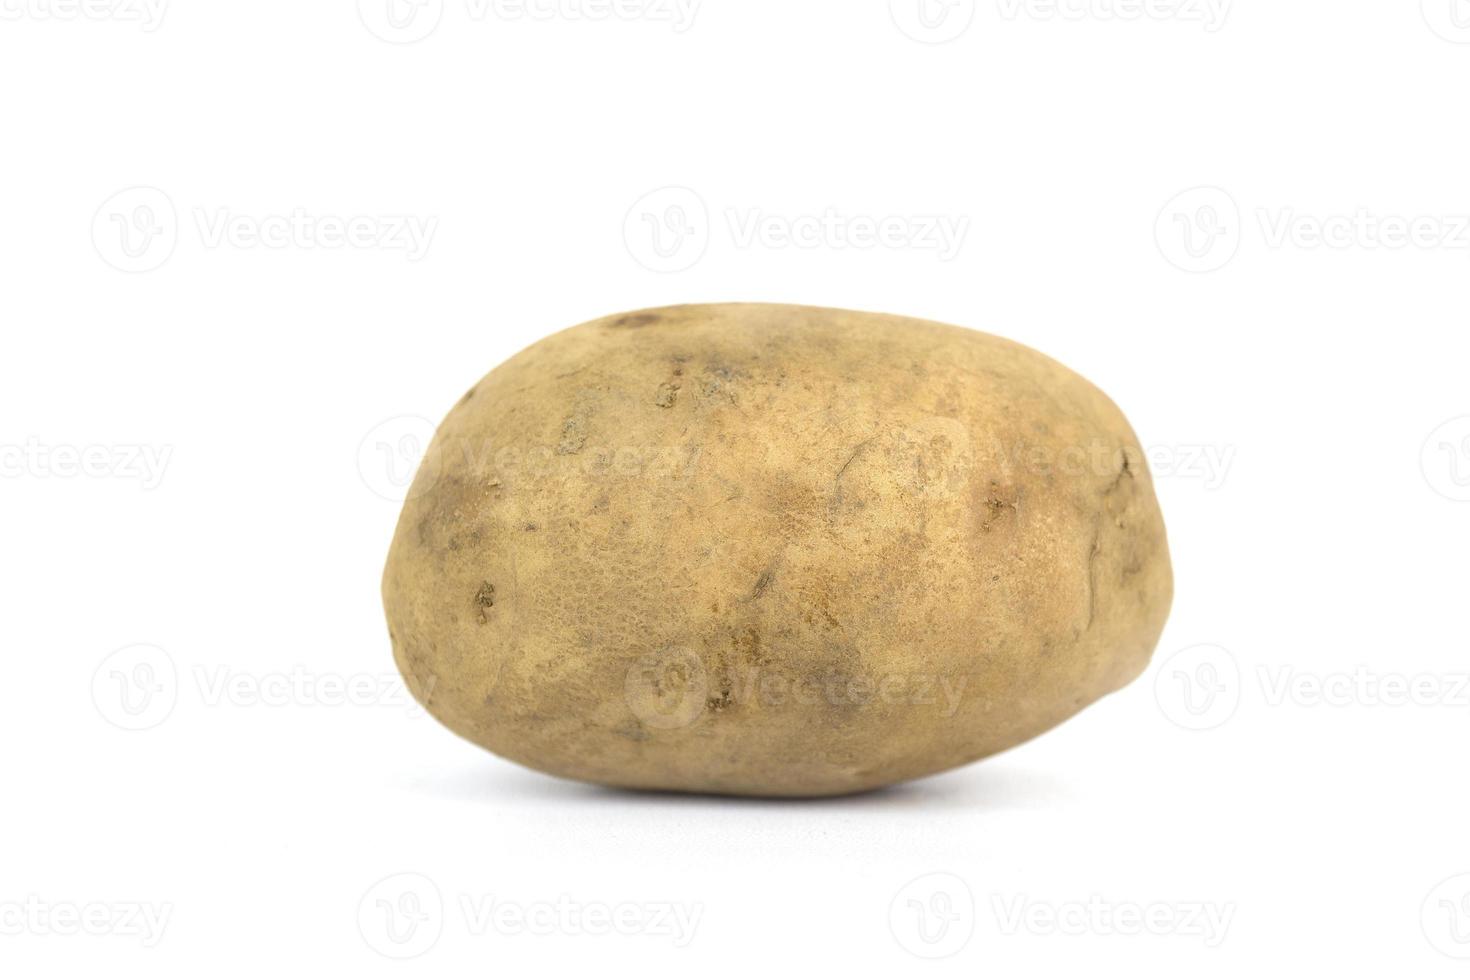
xmin=382 ymin=304 xmax=1172 ymax=797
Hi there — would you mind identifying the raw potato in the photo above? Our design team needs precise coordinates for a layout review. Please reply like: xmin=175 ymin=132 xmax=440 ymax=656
xmin=382 ymin=304 xmax=1173 ymax=797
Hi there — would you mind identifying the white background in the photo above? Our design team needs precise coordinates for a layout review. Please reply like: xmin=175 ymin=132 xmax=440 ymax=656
xmin=2 ymin=1 xmax=1468 ymax=976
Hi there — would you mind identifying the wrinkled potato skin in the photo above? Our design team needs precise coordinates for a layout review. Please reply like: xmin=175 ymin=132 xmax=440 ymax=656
xmin=383 ymin=304 xmax=1172 ymax=797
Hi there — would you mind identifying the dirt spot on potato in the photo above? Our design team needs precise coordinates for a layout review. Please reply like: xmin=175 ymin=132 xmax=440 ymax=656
xmin=610 ymin=313 xmax=663 ymax=329
xmin=1104 ymin=447 xmax=1136 ymax=497
xmin=705 ymin=679 xmax=736 ymax=714
xmin=978 ymin=481 xmax=1019 ymax=533
xmin=732 ymin=626 xmax=765 ymax=666
xmin=655 ymin=382 xmax=680 ymax=408
xmin=474 ymin=581 xmax=496 ymax=625
xmin=556 ymin=416 xmax=587 ymax=455
xmin=750 ymin=568 xmax=775 ymax=600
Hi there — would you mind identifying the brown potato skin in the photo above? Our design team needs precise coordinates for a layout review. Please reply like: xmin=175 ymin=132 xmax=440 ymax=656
xmin=383 ymin=304 xmax=1173 ymax=797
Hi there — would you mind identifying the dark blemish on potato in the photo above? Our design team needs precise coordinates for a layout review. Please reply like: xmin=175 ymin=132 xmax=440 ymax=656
xmin=474 ymin=581 xmax=496 ymax=625
xmin=523 ymin=523 xmax=539 ymax=532
xmin=750 ymin=568 xmax=775 ymax=600
xmin=1084 ymin=527 xmax=1102 ymax=630
xmin=732 ymin=626 xmax=764 ymax=666
xmin=611 ymin=313 xmax=663 ymax=329
xmin=705 ymin=674 xmax=736 ymax=713
xmin=1104 ymin=447 xmax=1136 ymax=497
xmin=978 ymin=481 xmax=1019 ymax=533
xmin=831 ymin=438 xmax=875 ymax=510
xmin=458 ymin=386 xmax=477 ymax=406
xmin=655 ymin=382 xmax=680 ymax=408
xmin=556 ymin=416 xmax=587 ymax=455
